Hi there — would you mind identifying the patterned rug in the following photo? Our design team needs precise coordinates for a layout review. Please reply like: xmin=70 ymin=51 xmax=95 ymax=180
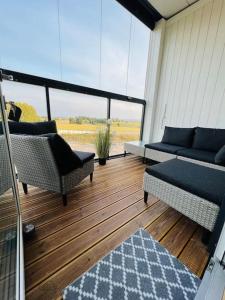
xmin=63 ymin=229 xmax=200 ymax=300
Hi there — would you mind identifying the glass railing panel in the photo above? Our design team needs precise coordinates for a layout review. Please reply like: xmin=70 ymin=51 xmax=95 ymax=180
xmin=110 ymin=99 xmax=143 ymax=155
xmin=0 ymin=111 xmax=19 ymax=300
xmin=2 ymin=81 xmax=47 ymax=122
xmin=49 ymin=88 xmax=107 ymax=155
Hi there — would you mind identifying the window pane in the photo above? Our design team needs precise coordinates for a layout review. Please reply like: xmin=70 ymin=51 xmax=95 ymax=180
xmin=0 ymin=1 xmax=149 ymax=98
xmin=110 ymin=100 xmax=143 ymax=155
xmin=59 ymin=0 xmax=100 ymax=88
xmin=101 ymin=0 xmax=130 ymax=95
xmin=127 ymin=18 xmax=150 ymax=98
xmin=2 ymin=81 xmax=47 ymax=122
xmin=0 ymin=0 xmax=60 ymax=80
xmin=49 ymin=89 xmax=107 ymax=154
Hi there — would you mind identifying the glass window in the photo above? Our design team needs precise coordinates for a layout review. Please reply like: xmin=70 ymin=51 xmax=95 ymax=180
xmin=0 ymin=0 xmax=149 ymax=98
xmin=101 ymin=0 xmax=130 ymax=95
xmin=59 ymin=0 xmax=101 ymax=88
xmin=110 ymin=99 xmax=143 ymax=155
xmin=49 ymin=89 xmax=107 ymax=155
xmin=2 ymin=81 xmax=47 ymax=122
xmin=126 ymin=18 xmax=150 ymax=99
xmin=0 ymin=0 xmax=60 ymax=80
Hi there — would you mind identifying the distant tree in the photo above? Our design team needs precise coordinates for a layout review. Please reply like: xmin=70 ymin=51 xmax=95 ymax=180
xmin=14 ymin=102 xmax=41 ymax=122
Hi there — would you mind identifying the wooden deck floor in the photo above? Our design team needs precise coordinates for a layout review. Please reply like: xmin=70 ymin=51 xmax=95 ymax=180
xmin=17 ymin=156 xmax=208 ymax=299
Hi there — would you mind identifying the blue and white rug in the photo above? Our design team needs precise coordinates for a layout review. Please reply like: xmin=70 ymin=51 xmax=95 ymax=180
xmin=63 ymin=229 xmax=200 ymax=300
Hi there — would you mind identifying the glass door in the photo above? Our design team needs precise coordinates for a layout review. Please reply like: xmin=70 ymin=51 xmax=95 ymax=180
xmin=0 ymin=73 xmax=24 ymax=300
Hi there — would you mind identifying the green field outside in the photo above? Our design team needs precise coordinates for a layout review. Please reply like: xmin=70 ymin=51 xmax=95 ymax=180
xmin=56 ymin=119 xmax=141 ymax=155
xmin=12 ymin=102 xmax=141 ymax=155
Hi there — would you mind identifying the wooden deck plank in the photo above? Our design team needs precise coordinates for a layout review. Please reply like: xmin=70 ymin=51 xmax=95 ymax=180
xmin=19 ymin=156 xmax=209 ymax=300
xmin=146 ymin=207 xmax=182 ymax=240
xmin=24 ymin=183 xmax=143 ymax=246
xmin=179 ymin=227 xmax=209 ymax=277
xmin=1 ymin=161 xmax=144 ymax=216
xmin=26 ymin=200 xmax=169 ymax=300
xmin=25 ymin=188 xmax=144 ymax=264
xmin=0 ymin=168 xmax=144 ymax=229
xmin=160 ymin=217 xmax=198 ymax=256
xmin=25 ymin=196 xmax=160 ymax=291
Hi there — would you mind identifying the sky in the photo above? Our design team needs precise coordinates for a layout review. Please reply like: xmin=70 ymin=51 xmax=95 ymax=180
xmin=0 ymin=0 xmax=150 ymax=120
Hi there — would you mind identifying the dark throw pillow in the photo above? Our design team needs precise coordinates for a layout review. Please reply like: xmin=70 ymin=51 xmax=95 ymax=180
xmin=41 ymin=133 xmax=83 ymax=175
xmin=161 ymin=126 xmax=194 ymax=147
xmin=215 ymin=145 xmax=225 ymax=166
xmin=193 ymin=127 xmax=225 ymax=152
xmin=35 ymin=121 xmax=57 ymax=135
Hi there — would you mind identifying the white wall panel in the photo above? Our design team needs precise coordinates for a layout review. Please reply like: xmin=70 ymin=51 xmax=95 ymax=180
xmin=152 ymin=0 xmax=225 ymax=141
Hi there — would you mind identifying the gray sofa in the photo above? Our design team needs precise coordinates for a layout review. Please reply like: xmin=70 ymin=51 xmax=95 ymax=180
xmin=145 ymin=126 xmax=225 ymax=170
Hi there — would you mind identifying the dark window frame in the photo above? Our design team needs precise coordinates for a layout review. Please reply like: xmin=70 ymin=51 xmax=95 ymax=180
xmin=1 ymin=68 xmax=146 ymax=157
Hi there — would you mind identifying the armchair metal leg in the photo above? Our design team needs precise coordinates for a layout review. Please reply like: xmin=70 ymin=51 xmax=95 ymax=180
xmin=22 ymin=183 xmax=28 ymax=194
xmin=62 ymin=194 xmax=67 ymax=206
xmin=144 ymin=191 xmax=148 ymax=203
xmin=90 ymin=172 xmax=93 ymax=182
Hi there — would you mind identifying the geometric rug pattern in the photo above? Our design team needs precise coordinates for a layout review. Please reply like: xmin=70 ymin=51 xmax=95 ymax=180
xmin=63 ymin=229 xmax=200 ymax=300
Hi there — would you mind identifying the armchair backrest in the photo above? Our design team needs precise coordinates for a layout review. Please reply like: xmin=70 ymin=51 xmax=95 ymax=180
xmin=0 ymin=136 xmax=12 ymax=196
xmin=10 ymin=134 xmax=61 ymax=193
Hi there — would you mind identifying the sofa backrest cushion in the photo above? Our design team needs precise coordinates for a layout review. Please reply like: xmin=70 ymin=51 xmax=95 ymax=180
xmin=161 ymin=126 xmax=194 ymax=147
xmin=42 ymin=133 xmax=83 ymax=175
xmin=8 ymin=120 xmax=57 ymax=135
xmin=193 ymin=127 xmax=225 ymax=152
xmin=215 ymin=145 xmax=225 ymax=166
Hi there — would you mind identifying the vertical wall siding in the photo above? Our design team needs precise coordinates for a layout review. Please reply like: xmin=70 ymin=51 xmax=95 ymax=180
xmin=152 ymin=0 xmax=225 ymax=141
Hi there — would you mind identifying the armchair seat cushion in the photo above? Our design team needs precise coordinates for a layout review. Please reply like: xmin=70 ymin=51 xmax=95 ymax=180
xmin=145 ymin=159 xmax=225 ymax=206
xmin=177 ymin=148 xmax=216 ymax=164
xmin=145 ymin=142 xmax=185 ymax=154
xmin=74 ymin=151 xmax=95 ymax=164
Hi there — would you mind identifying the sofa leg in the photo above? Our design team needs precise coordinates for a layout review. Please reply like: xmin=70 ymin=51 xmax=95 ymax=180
xmin=90 ymin=173 xmax=93 ymax=182
xmin=144 ymin=191 xmax=148 ymax=203
xmin=62 ymin=194 xmax=67 ymax=206
xmin=22 ymin=183 xmax=28 ymax=194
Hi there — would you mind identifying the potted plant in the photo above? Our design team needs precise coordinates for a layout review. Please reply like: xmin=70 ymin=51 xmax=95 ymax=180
xmin=95 ymin=127 xmax=112 ymax=165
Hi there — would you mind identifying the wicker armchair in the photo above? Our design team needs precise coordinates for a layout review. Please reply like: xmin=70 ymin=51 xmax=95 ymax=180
xmin=0 ymin=136 xmax=12 ymax=196
xmin=10 ymin=134 xmax=95 ymax=205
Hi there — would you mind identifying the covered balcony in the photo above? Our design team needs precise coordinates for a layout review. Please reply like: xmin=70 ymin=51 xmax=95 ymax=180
xmin=1 ymin=0 xmax=225 ymax=300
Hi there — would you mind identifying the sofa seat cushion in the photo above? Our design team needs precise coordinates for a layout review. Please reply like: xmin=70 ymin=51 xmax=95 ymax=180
xmin=145 ymin=159 xmax=225 ymax=206
xmin=193 ymin=127 xmax=225 ymax=152
xmin=74 ymin=151 xmax=95 ymax=164
xmin=161 ymin=126 xmax=195 ymax=147
xmin=177 ymin=148 xmax=216 ymax=164
xmin=145 ymin=142 xmax=185 ymax=154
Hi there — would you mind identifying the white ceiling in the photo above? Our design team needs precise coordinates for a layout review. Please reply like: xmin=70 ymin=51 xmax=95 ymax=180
xmin=148 ymin=0 xmax=199 ymax=18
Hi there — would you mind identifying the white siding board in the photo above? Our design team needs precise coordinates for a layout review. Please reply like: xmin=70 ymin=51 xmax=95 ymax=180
xmin=151 ymin=0 xmax=225 ymax=142
xmin=153 ymin=24 xmax=177 ymax=140
xmin=197 ymin=0 xmax=224 ymax=126
xmin=186 ymin=3 xmax=212 ymax=127
xmin=174 ymin=14 xmax=194 ymax=127
xmin=204 ymin=0 xmax=225 ymax=126
xmin=181 ymin=9 xmax=202 ymax=126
